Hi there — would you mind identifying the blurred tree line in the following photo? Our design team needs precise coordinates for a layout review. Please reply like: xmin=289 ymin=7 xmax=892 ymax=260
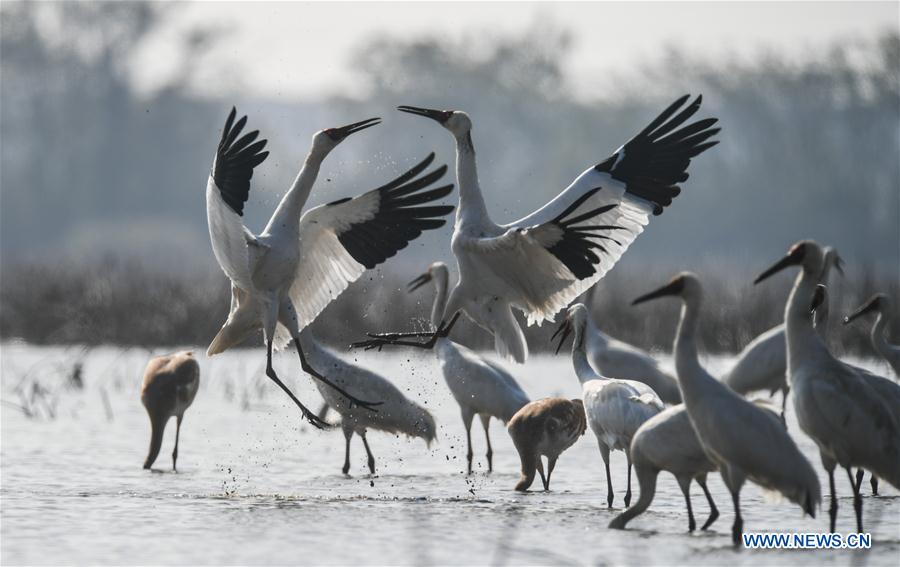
xmin=1 ymin=2 xmax=897 ymax=357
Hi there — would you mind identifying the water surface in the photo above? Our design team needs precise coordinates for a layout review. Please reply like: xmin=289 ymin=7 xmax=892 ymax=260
xmin=2 ymin=344 xmax=897 ymax=564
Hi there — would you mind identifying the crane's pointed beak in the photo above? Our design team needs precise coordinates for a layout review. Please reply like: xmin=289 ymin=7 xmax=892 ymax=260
xmin=632 ymin=278 xmax=684 ymax=305
xmin=843 ymin=295 xmax=880 ymax=325
xmin=754 ymin=254 xmax=800 ymax=285
xmin=397 ymin=105 xmax=452 ymax=124
xmin=551 ymin=319 xmax=572 ymax=355
xmin=407 ymin=272 xmax=433 ymax=293
xmin=327 ymin=117 xmax=381 ymax=141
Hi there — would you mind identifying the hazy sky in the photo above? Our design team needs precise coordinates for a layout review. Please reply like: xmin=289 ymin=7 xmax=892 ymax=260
xmin=134 ymin=1 xmax=898 ymax=100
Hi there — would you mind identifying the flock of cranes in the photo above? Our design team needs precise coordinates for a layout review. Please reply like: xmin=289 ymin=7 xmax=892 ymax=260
xmin=138 ymin=96 xmax=899 ymax=547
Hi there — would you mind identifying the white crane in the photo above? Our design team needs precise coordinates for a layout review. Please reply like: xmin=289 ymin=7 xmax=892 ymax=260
xmin=815 ymin=285 xmax=900 ymax=498
xmin=140 ymin=351 xmax=200 ymax=471
xmin=355 ymin=96 xmax=719 ymax=362
xmin=296 ymin=329 xmax=436 ymax=475
xmin=844 ymin=293 xmax=900 ymax=377
xmin=609 ymin=405 xmax=719 ymax=532
xmin=583 ymin=289 xmax=681 ymax=404
xmin=755 ymin=240 xmax=900 ymax=533
xmin=408 ymin=262 xmax=530 ymax=473
xmin=553 ymin=303 xmax=664 ymax=508
xmin=633 ymin=272 xmax=820 ymax=546
xmin=205 ymin=108 xmax=453 ymax=427
xmin=725 ymin=247 xmax=842 ymax=414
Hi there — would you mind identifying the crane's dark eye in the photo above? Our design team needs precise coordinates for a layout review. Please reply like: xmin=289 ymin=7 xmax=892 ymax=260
xmin=324 ymin=128 xmax=341 ymax=141
xmin=789 ymin=242 xmax=807 ymax=261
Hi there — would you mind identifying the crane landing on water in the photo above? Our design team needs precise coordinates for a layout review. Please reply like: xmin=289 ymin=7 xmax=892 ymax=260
xmin=354 ymin=96 xmax=720 ymax=364
xmin=204 ymin=108 xmax=454 ymax=428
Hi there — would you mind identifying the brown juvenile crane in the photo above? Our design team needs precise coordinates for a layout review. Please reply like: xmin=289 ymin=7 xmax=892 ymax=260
xmin=141 ymin=351 xmax=200 ymax=471
xmin=507 ymin=398 xmax=586 ymax=491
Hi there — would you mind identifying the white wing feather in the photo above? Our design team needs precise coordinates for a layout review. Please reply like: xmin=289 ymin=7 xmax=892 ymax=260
xmin=464 ymin=167 xmax=652 ymax=325
xmin=206 ymin=176 xmax=256 ymax=293
xmin=285 ymin=195 xmax=379 ymax=332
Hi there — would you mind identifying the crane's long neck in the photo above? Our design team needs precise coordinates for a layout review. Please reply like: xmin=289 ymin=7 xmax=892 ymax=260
xmin=571 ymin=322 xmax=598 ymax=385
xmin=870 ymin=310 xmax=892 ymax=362
xmin=454 ymin=131 xmax=491 ymax=230
xmin=264 ymin=149 xmax=326 ymax=236
xmin=785 ymin=267 xmax=828 ymax=375
xmin=672 ymin=295 xmax=718 ymax=404
xmin=430 ymin=271 xmax=449 ymax=329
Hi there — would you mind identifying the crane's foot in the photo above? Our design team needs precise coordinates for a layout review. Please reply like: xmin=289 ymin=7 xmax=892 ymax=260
xmin=300 ymin=406 xmax=328 ymax=430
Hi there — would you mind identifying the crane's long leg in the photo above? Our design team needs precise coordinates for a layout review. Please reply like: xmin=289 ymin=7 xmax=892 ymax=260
xmin=827 ymin=464 xmax=838 ymax=532
xmin=546 ymin=456 xmax=557 ymax=490
xmin=342 ymin=423 xmax=353 ymax=475
xmin=265 ymin=339 xmax=326 ymax=429
xmin=479 ymin=414 xmax=493 ymax=473
xmin=730 ymin=488 xmax=743 ymax=546
xmin=351 ymin=313 xmax=461 ymax=351
xmin=677 ymin=477 xmax=696 ymax=532
xmin=846 ymin=466 xmax=863 ymax=533
xmin=624 ymin=452 xmax=633 ymax=507
xmin=537 ymin=458 xmax=548 ymax=491
xmin=172 ymin=414 xmax=182 ymax=472
xmin=294 ymin=341 xmax=382 ymax=412
xmin=599 ymin=443 xmax=613 ymax=507
xmin=697 ymin=475 xmax=719 ymax=530
xmin=856 ymin=469 xmax=879 ymax=497
xmin=278 ymin=299 xmax=382 ymax=412
xmin=462 ymin=409 xmax=475 ymax=475
xmin=362 ymin=433 xmax=376 ymax=475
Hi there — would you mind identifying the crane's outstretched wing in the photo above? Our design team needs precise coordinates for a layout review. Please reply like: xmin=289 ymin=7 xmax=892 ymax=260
xmin=480 ymin=95 xmax=719 ymax=325
xmin=206 ymin=107 xmax=269 ymax=293
xmin=287 ymin=153 xmax=454 ymax=331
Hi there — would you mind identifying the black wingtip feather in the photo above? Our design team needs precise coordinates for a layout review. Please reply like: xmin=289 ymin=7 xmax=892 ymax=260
xmin=595 ymin=95 xmax=719 ymax=214
xmin=212 ymin=107 xmax=269 ymax=216
xmin=546 ymin=191 xmax=623 ymax=280
xmin=336 ymin=158 xmax=455 ymax=269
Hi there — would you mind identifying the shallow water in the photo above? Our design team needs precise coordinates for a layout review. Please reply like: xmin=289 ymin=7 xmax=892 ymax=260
xmin=1 ymin=343 xmax=898 ymax=565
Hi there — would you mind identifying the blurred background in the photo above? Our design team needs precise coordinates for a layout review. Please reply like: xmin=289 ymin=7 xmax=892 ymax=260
xmin=1 ymin=1 xmax=898 ymax=354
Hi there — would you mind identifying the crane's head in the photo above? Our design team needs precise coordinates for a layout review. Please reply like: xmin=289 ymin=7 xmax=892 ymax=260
xmin=754 ymin=240 xmax=825 ymax=285
xmin=313 ymin=117 xmax=381 ymax=153
xmin=407 ymin=261 xmax=449 ymax=293
xmin=844 ymin=292 xmax=889 ymax=325
xmin=631 ymin=272 xmax=701 ymax=306
xmin=552 ymin=303 xmax=589 ymax=354
xmin=397 ymin=106 xmax=472 ymax=137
